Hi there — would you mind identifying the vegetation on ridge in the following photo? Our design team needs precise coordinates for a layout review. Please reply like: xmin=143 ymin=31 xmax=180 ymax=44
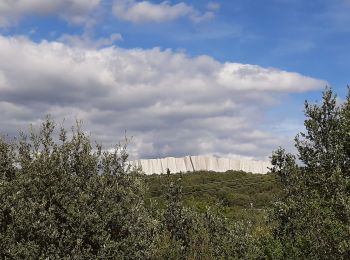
xmin=145 ymin=170 xmax=280 ymax=222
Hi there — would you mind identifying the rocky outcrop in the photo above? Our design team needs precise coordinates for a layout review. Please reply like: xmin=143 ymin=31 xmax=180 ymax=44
xmin=129 ymin=156 xmax=271 ymax=175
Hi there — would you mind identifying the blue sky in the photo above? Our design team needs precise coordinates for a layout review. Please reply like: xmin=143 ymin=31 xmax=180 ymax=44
xmin=0 ymin=0 xmax=348 ymax=160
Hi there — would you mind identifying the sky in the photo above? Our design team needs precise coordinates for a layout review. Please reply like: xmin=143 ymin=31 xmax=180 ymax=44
xmin=0 ymin=0 xmax=349 ymax=160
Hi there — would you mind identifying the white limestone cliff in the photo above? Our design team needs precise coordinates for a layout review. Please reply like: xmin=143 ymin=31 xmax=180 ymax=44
xmin=129 ymin=156 xmax=271 ymax=175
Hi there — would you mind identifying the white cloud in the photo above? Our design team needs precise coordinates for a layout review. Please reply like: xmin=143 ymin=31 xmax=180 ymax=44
xmin=0 ymin=35 xmax=326 ymax=160
xmin=217 ymin=63 xmax=323 ymax=92
xmin=59 ymin=33 xmax=123 ymax=49
xmin=112 ymin=0 xmax=216 ymax=23
xmin=0 ymin=0 xmax=101 ymax=26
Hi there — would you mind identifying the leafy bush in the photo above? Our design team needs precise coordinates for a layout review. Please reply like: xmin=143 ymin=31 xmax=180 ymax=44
xmin=155 ymin=176 xmax=262 ymax=259
xmin=270 ymin=88 xmax=350 ymax=259
xmin=0 ymin=118 xmax=156 ymax=259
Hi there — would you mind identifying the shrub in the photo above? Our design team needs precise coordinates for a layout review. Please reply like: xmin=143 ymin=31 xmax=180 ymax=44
xmin=0 ymin=118 xmax=156 ymax=259
xmin=270 ymin=88 xmax=350 ymax=259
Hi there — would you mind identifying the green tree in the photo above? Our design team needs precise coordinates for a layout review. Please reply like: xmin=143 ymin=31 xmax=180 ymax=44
xmin=156 ymin=174 xmax=261 ymax=259
xmin=0 ymin=117 xmax=157 ymax=259
xmin=270 ymin=88 xmax=350 ymax=259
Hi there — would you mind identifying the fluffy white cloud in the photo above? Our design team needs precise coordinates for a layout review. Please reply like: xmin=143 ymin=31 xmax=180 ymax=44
xmin=0 ymin=0 xmax=101 ymax=26
xmin=0 ymin=35 xmax=326 ymax=159
xmin=113 ymin=0 xmax=216 ymax=23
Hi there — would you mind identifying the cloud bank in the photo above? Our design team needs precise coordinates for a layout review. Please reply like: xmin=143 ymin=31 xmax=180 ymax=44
xmin=0 ymin=0 xmax=218 ymax=27
xmin=0 ymin=0 xmax=101 ymax=26
xmin=0 ymin=36 xmax=326 ymax=159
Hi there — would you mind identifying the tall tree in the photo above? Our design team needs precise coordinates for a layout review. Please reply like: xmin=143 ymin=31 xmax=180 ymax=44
xmin=270 ymin=88 xmax=350 ymax=259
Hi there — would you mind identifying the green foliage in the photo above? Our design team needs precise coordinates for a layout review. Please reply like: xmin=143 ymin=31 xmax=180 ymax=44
xmin=0 ymin=118 xmax=156 ymax=259
xmin=155 ymin=175 xmax=263 ymax=259
xmin=146 ymin=170 xmax=280 ymax=223
xmin=0 ymin=117 xmax=278 ymax=259
xmin=144 ymin=170 xmax=283 ymax=259
xmin=271 ymin=88 xmax=350 ymax=259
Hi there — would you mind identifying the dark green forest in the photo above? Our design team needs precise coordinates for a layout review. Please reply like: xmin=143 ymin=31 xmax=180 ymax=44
xmin=1 ymin=87 xmax=350 ymax=259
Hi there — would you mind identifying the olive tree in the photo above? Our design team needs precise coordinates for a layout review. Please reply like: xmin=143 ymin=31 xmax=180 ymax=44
xmin=270 ymin=88 xmax=350 ymax=259
xmin=0 ymin=118 xmax=157 ymax=259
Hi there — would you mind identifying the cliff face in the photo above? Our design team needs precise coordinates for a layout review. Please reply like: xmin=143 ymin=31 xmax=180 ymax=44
xmin=129 ymin=156 xmax=272 ymax=175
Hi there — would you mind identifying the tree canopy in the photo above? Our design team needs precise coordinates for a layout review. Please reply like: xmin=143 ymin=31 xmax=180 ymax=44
xmin=271 ymin=88 xmax=350 ymax=259
xmin=0 ymin=118 xmax=157 ymax=259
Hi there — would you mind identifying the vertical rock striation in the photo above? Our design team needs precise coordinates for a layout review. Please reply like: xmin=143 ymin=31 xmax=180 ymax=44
xmin=129 ymin=156 xmax=271 ymax=175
